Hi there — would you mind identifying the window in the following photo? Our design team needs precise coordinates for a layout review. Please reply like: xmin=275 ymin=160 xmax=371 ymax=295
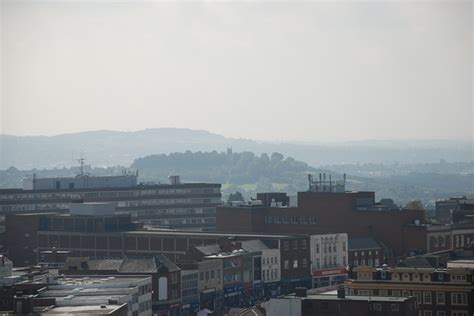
xmin=434 ymin=236 xmax=439 ymax=247
xmin=423 ymin=312 xmax=432 ymax=316
xmin=353 ymin=260 xmax=358 ymax=267
xmin=391 ymin=304 xmax=399 ymax=312
xmin=316 ymin=244 xmax=320 ymax=254
xmin=392 ymin=290 xmax=401 ymax=297
xmin=402 ymin=290 xmax=411 ymax=297
xmin=302 ymin=259 xmax=307 ymax=268
xmin=301 ymin=240 xmax=307 ymax=250
xmin=211 ymin=270 xmax=215 ymax=279
xmin=368 ymin=259 xmax=373 ymax=267
xmin=378 ymin=290 xmax=388 ymax=296
xmin=451 ymin=312 xmax=468 ymax=316
xmin=436 ymin=292 xmax=445 ymax=305
xmin=373 ymin=303 xmax=382 ymax=311
xmin=293 ymin=240 xmax=298 ymax=250
xmin=451 ymin=275 xmax=467 ymax=282
xmin=205 ymin=271 xmax=209 ymax=280
xmin=283 ymin=241 xmax=289 ymax=251
xmin=284 ymin=260 xmax=289 ymax=270
xmin=200 ymin=272 xmax=204 ymax=281
xmin=293 ymin=259 xmax=298 ymax=269
xmin=374 ymin=259 xmax=380 ymax=266
xmin=361 ymin=259 xmax=366 ymax=266
xmin=436 ymin=312 xmax=446 ymax=316
xmin=413 ymin=291 xmax=421 ymax=303
xmin=451 ymin=292 xmax=467 ymax=305
xmin=423 ymin=292 xmax=432 ymax=304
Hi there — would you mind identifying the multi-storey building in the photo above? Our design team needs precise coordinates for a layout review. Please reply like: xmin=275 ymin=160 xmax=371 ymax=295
xmin=60 ymin=255 xmax=181 ymax=316
xmin=310 ymin=233 xmax=348 ymax=290
xmin=263 ymin=287 xmax=419 ymax=316
xmin=217 ymin=180 xmax=474 ymax=261
xmin=241 ymin=240 xmax=281 ymax=299
xmin=3 ymin=274 xmax=153 ymax=316
xmin=0 ymin=174 xmax=221 ymax=231
xmin=348 ymin=237 xmax=384 ymax=268
xmin=180 ymin=269 xmax=199 ymax=316
xmin=435 ymin=197 xmax=474 ymax=225
xmin=346 ymin=261 xmax=474 ymax=316
xmin=217 ymin=187 xmax=426 ymax=258
xmin=5 ymin=203 xmax=304 ymax=267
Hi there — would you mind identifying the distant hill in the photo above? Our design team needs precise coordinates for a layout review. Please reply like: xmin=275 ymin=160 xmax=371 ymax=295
xmin=0 ymin=149 xmax=472 ymax=206
xmin=1 ymin=128 xmax=472 ymax=169
xmin=132 ymin=150 xmax=318 ymax=194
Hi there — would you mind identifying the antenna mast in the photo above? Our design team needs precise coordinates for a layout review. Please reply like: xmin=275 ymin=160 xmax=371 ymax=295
xmin=77 ymin=158 xmax=85 ymax=176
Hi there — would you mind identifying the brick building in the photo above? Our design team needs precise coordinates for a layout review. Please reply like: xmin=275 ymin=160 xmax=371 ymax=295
xmin=346 ymin=262 xmax=474 ymax=316
xmin=5 ymin=203 xmax=306 ymax=267
xmin=217 ymin=188 xmax=474 ymax=261
xmin=348 ymin=237 xmax=384 ymax=268
xmin=263 ymin=287 xmax=418 ymax=316
xmin=435 ymin=198 xmax=474 ymax=225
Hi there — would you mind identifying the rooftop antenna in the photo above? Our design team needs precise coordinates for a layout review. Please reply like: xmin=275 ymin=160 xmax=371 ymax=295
xmin=76 ymin=157 xmax=86 ymax=176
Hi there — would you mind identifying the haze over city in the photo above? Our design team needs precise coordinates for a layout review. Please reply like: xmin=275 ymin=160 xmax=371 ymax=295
xmin=1 ymin=0 xmax=472 ymax=142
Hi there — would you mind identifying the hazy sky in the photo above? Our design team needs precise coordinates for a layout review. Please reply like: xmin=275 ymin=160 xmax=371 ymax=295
xmin=1 ymin=0 xmax=472 ymax=142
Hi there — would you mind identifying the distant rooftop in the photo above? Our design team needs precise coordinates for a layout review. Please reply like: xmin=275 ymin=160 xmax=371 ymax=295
xmin=348 ymin=237 xmax=381 ymax=251
xmin=37 ymin=304 xmax=127 ymax=315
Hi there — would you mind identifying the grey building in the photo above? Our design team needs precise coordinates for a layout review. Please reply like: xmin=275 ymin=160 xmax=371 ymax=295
xmin=1 ymin=175 xmax=222 ymax=231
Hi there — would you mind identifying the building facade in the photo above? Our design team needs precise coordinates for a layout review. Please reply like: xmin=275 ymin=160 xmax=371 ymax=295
xmin=217 ymin=190 xmax=426 ymax=258
xmin=346 ymin=263 xmax=474 ymax=316
xmin=1 ymin=175 xmax=221 ymax=231
xmin=310 ymin=233 xmax=348 ymax=290
xmin=348 ymin=237 xmax=384 ymax=268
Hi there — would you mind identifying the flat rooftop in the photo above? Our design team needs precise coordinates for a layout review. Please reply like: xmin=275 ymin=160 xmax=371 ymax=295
xmin=37 ymin=304 xmax=126 ymax=315
xmin=53 ymin=275 xmax=149 ymax=287
xmin=0 ymin=182 xmax=221 ymax=194
xmin=284 ymin=294 xmax=412 ymax=303
xmin=127 ymin=229 xmax=295 ymax=238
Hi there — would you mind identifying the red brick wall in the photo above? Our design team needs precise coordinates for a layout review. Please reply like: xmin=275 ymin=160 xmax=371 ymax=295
xmin=216 ymin=192 xmax=427 ymax=257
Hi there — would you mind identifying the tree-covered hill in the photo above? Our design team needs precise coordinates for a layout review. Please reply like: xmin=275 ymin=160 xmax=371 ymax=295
xmin=131 ymin=151 xmax=316 ymax=196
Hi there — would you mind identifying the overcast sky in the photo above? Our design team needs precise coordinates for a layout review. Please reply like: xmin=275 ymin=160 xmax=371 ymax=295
xmin=1 ymin=0 xmax=472 ymax=142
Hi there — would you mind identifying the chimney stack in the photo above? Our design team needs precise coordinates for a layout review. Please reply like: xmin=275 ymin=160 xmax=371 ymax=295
xmin=337 ymin=285 xmax=345 ymax=299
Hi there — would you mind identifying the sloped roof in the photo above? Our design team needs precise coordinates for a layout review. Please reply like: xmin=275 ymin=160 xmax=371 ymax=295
xmin=397 ymin=256 xmax=439 ymax=268
xmin=195 ymin=244 xmax=221 ymax=256
xmin=240 ymin=240 xmax=270 ymax=252
xmin=63 ymin=254 xmax=179 ymax=273
xmin=348 ymin=238 xmax=381 ymax=251
xmin=119 ymin=258 xmax=157 ymax=273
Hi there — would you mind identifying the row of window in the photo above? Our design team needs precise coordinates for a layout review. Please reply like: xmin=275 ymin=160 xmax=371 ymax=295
xmin=200 ymin=269 xmax=222 ymax=282
xmin=149 ymin=217 xmax=216 ymax=226
xmin=283 ymin=259 xmax=307 ymax=270
xmin=353 ymin=258 xmax=380 ymax=267
xmin=264 ymin=215 xmax=318 ymax=225
xmin=314 ymin=256 xmax=347 ymax=269
xmin=262 ymin=268 xmax=279 ymax=281
xmin=422 ymin=312 xmax=467 ymax=316
xmin=262 ymin=256 xmax=279 ymax=266
xmin=352 ymin=289 xmax=468 ymax=306
xmin=283 ymin=240 xmax=307 ymax=251
xmin=0 ymin=187 xmax=220 ymax=201
xmin=353 ymin=250 xmax=378 ymax=257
